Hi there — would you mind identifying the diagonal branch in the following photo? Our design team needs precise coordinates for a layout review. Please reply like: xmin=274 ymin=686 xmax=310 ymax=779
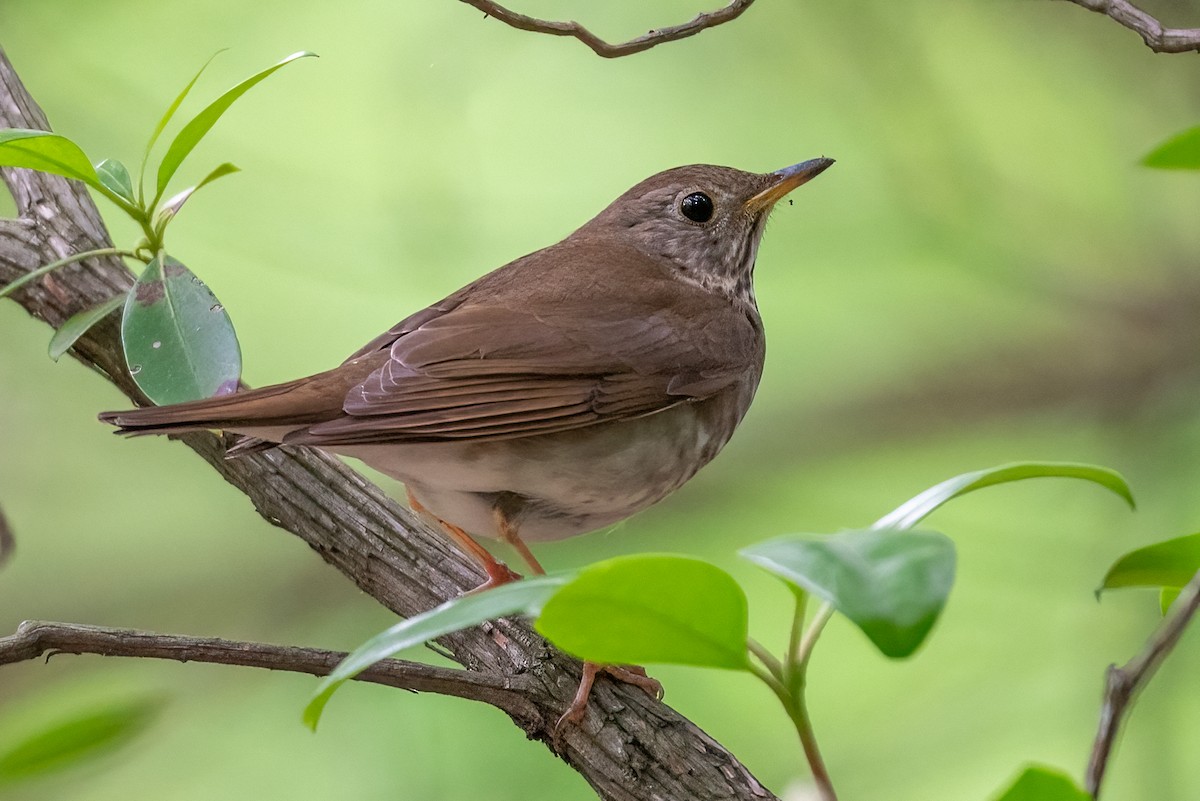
xmin=1085 ymin=568 xmax=1200 ymax=797
xmin=0 ymin=43 xmax=776 ymax=801
xmin=458 ymin=0 xmax=757 ymax=58
xmin=0 ymin=621 xmax=539 ymax=719
xmin=1059 ymin=0 xmax=1200 ymax=53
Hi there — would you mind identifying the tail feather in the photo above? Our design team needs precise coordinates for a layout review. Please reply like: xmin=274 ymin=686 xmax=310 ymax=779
xmin=98 ymin=358 xmax=379 ymax=437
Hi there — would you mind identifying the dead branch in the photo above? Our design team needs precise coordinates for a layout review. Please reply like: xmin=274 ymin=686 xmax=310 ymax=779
xmin=1060 ymin=0 xmax=1200 ymax=53
xmin=458 ymin=0 xmax=757 ymax=58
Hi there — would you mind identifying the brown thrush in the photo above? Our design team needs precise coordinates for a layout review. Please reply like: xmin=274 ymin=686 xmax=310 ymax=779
xmin=100 ymin=158 xmax=834 ymax=719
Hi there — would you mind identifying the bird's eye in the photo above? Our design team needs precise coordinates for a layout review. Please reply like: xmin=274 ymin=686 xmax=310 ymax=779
xmin=680 ymin=192 xmax=714 ymax=223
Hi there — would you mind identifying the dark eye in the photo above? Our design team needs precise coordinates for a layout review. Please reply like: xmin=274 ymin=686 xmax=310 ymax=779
xmin=680 ymin=192 xmax=714 ymax=223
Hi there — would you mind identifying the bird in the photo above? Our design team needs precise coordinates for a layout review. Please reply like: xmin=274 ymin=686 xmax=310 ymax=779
xmin=100 ymin=157 xmax=834 ymax=721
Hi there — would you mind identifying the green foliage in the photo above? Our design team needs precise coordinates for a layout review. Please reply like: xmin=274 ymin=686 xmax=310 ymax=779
xmin=0 ymin=698 xmax=163 ymax=786
xmin=989 ymin=765 xmax=1090 ymax=801
xmin=742 ymin=529 xmax=954 ymax=658
xmin=0 ymin=50 xmax=312 ymax=403
xmin=49 ymin=295 xmax=125 ymax=361
xmin=310 ymin=459 xmax=1136 ymax=800
xmin=304 ymin=574 xmax=570 ymax=729
xmin=121 ymin=254 xmax=241 ymax=404
xmin=154 ymin=51 xmax=315 ymax=202
xmin=1143 ymin=125 xmax=1200 ymax=169
xmin=1100 ymin=532 xmax=1200 ymax=604
xmin=536 ymin=554 xmax=751 ymax=669
xmin=874 ymin=462 xmax=1134 ymax=531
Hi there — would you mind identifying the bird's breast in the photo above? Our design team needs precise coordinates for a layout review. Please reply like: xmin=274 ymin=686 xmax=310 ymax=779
xmin=339 ymin=378 xmax=759 ymax=543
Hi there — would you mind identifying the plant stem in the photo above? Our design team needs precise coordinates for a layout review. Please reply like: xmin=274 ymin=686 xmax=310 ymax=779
xmin=790 ymin=685 xmax=838 ymax=801
xmin=748 ymin=648 xmax=839 ymax=801
xmin=796 ymin=603 xmax=834 ymax=672
xmin=0 ymin=247 xmax=137 ymax=300
xmin=747 ymin=637 xmax=785 ymax=683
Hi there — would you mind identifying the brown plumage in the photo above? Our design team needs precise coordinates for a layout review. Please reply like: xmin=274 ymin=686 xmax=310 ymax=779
xmin=100 ymin=158 xmax=834 ymax=719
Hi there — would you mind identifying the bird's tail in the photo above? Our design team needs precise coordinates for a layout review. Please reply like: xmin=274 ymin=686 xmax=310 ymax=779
xmin=99 ymin=369 xmax=353 ymax=438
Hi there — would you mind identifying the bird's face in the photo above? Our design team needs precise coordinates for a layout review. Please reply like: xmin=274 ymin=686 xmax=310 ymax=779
xmin=581 ymin=159 xmax=834 ymax=301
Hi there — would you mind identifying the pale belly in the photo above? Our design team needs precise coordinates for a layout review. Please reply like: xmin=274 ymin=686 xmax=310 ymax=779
xmin=333 ymin=396 xmax=743 ymax=542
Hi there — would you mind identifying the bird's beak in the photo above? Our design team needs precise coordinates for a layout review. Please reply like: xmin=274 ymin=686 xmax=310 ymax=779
xmin=745 ymin=157 xmax=835 ymax=213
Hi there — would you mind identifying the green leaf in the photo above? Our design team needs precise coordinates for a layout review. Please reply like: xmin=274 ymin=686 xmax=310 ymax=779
xmin=0 ymin=698 xmax=163 ymax=785
xmin=1160 ymin=587 xmax=1182 ymax=615
xmin=989 ymin=765 xmax=1090 ymax=801
xmin=1143 ymin=125 xmax=1200 ymax=170
xmin=0 ymin=131 xmax=136 ymax=215
xmin=138 ymin=49 xmax=226 ymax=198
xmin=742 ymin=529 xmax=955 ymax=658
xmin=49 ymin=295 xmax=125 ymax=361
xmin=0 ymin=130 xmax=102 ymax=188
xmin=535 ymin=554 xmax=751 ymax=670
xmin=155 ymin=51 xmax=315 ymax=200
xmin=1100 ymin=532 xmax=1200 ymax=593
xmin=95 ymin=158 xmax=135 ymax=204
xmin=874 ymin=462 xmax=1134 ymax=532
xmin=153 ymin=162 xmax=240 ymax=233
xmin=121 ymin=254 xmax=241 ymax=404
xmin=304 ymin=574 xmax=569 ymax=730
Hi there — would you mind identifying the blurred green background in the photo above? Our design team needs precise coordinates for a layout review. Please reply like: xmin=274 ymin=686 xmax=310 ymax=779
xmin=3 ymin=1 xmax=1200 ymax=799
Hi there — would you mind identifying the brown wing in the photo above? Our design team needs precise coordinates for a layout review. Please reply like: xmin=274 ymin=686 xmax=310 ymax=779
xmin=287 ymin=240 xmax=763 ymax=446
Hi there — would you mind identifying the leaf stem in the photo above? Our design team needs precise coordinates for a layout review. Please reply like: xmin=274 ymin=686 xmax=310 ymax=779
xmin=746 ymin=637 xmax=785 ymax=684
xmin=0 ymin=247 xmax=137 ymax=300
xmin=784 ymin=589 xmax=808 ymax=693
xmin=796 ymin=603 xmax=834 ymax=672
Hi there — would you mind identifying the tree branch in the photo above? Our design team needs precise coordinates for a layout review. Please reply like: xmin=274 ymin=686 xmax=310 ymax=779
xmin=1085 ymin=569 xmax=1200 ymax=797
xmin=458 ymin=0 xmax=757 ymax=58
xmin=0 ymin=621 xmax=540 ymax=719
xmin=1059 ymin=0 xmax=1200 ymax=53
xmin=0 ymin=44 xmax=776 ymax=801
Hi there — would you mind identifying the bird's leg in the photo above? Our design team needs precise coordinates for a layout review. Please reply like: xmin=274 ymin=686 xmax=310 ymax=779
xmin=406 ymin=489 xmax=521 ymax=591
xmin=491 ymin=506 xmax=666 ymax=725
xmin=492 ymin=505 xmax=546 ymax=576
xmin=557 ymin=663 xmax=665 ymax=729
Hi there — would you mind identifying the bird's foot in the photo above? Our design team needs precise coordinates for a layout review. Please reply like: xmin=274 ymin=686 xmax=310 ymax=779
xmin=556 ymin=661 xmax=664 ymax=729
xmin=467 ymin=559 xmax=524 ymax=594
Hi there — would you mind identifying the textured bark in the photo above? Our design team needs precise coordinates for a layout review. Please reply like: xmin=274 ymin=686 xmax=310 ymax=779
xmin=0 ymin=44 xmax=775 ymax=801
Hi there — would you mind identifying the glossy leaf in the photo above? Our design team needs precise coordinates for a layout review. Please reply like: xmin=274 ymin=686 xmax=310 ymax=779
xmin=138 ymin=49 xmax=226 ymax=196
xmin=49 ymin=295 xmax=125 ymax=361
xmin=0 ymin=130 xmax=101 ymax=188
xmin=1143 ymin=125 xmax=1200 ymax=170
xmin=1099 ymin=532 xmax=1200 ymax=593
xmin=304 ymin=574 xmax=569 ymax=730
xmin=0 ymin=131 xmax=135 ymax=214
xmin=121 ymin=254 xmax=241 ymax=404
xmin=536 ymin=554 xmax=751 ymax=670
xmin=0 ymin=698 xmax=162 ymax=785
xmin=874 ymin=462 xmax=1134 ymax=532
xmin=155 ymin=51 xmax=315 ymax=199
xmin=989 ymin=765 xmax=1090 ymax=801
xmin=95 ymin=158 xmax=134 ymax=204
xmin=742 ymin=529 xmax=955 ymax=658
xmin=153 ymin=162 xmax=240 ymax=232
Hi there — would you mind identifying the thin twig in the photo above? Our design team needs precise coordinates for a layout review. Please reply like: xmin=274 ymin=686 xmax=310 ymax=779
xmin=1059 ymin=0 xmax=1200 ymax=53
xmin=458 ymin=0 xmax=757 ymax=58
xmin=0 ymin=620 xmax=539 ymax=719
xmin=1085 ymin=568 xmax=1200 ymax=797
